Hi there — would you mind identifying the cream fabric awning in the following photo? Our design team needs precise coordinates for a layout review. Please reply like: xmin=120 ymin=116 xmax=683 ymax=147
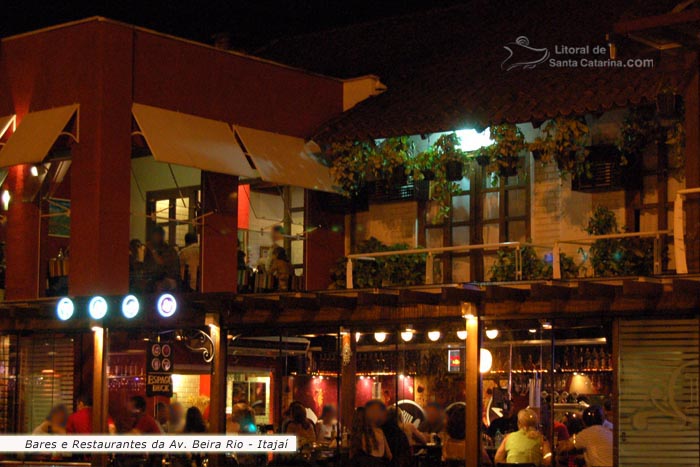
xmin=132 ymin=103 xmax=257 ymax=178
xmin=0 ymin=105 xmax=78 ymax=168
xmin=0 ymin=115 xmax=16 ymax=143
xmin=234 ymin=125 xmax=337 ymax=193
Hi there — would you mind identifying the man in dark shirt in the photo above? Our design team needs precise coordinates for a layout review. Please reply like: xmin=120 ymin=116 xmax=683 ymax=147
xmin=487 ymin=403 xmax=518 ymax=438
xmin=418 ymin=402 xmax=446 ymax=434
xmin=128 ymin=396 xmax=162 ymax=434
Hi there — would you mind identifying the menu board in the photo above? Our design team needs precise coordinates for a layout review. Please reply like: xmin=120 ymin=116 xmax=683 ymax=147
xmin=146 ymin=342 xmax=173 ymax=397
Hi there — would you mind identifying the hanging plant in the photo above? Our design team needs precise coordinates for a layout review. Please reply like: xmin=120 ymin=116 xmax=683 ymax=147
xmin=375 ymin=136 xmax=415 ymax=185
xmin=328 ymin=140 xmax=376 ymax=195
xmin=484 ymin=124 xmax=527 ymax=177
xmin=530 ymin=118 xmax=590 ymax=175
xmin=618 ymin=105 xmax=685 ymax=179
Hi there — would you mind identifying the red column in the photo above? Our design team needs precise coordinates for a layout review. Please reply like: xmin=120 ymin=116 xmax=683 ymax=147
xmin=683 ymin=65 xmax=700 ymax=273
xmin=200 ymin=172 xmax=238 ymax=293
xmin=304 ymin=191 xmax=345 ymax=290
xmin=68 ymin=23 xmax=133 ymax=296
xmin=5 ymin=165 xmax=41 ymax=299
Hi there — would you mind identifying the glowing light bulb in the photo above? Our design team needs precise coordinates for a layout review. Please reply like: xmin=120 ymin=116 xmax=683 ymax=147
xmin=480 ymin=348 xmax=493 ymax=373
xmin=374 ymin=332 xmax=387 ymax=343
xmin=427 ymin=331 xmax=441 ymax=342
xmin=457 ymin=330 xmax=468 ymax=340
xmin=486 ymin=329 xmax=499 ymax=340
xmin=400 ymin=330 xmax=414 ymax=342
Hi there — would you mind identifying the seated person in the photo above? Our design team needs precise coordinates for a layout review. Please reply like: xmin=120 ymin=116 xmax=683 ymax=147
xmin=494 ymin=408 xmax=551 ymax=467
xmin=558 ymin=405 xmax=612 ymax=467
xmin=418 ymin=402 xmax=445 ymax=435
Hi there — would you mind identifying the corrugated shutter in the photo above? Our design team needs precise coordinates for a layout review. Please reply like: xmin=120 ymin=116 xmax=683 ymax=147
xmin=19 ymin=335 xmax=74 ymax=433
xmin=0 ymin=334 xmax=17 ymax=432
xmin=619 ymin=319 xmax=699 ymax=466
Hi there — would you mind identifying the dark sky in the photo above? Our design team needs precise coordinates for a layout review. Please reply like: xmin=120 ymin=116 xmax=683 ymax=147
xmin=4 ymin=0 xmax=467 ymax=50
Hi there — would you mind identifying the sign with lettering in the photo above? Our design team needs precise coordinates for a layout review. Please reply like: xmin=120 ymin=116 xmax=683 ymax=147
xmin=146 ymin=343 xmax=173 ymax=397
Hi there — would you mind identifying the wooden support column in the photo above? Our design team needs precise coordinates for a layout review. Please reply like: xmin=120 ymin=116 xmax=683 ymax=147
xmin=208 ymin=314 xmax=227 ymax=467
xmin=340 ymin=330 xmax=357 ymax=433
xmin=201 ymin=172 xmax=238 ymax=293
xmin=304 ymin=190 xmax=345 ymax=290
xmin=463 ymin=303 xmax=480 ymax=467
xmin=91 ymin=326 xmax=108 ymax=467
xmin=683 ymin=63 xmax=700 ymax=272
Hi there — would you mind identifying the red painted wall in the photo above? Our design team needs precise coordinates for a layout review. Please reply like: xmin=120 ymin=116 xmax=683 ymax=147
xmin=0 ymin=18 xmax=345 ymax=299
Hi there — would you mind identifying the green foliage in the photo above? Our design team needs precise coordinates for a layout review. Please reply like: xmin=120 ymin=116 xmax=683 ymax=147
xmin=584 ymin=206 xmax=654 ymax=277
xmin=488 ymin=246 xmax=579 ymax=282
xmin=482 ymin=124 xmax=528 ymax=177
xmin=331 ymin=237 xmax=426 ymax=288
xmin=529 ymin=118 xmax=590 ymax=175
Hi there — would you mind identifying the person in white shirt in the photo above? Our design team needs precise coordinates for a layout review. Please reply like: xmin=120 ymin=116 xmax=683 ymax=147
xmin=179 ymin=232 xmax=200 ymax=291
xmin=559 ymin=405 xmax=612 ymax=467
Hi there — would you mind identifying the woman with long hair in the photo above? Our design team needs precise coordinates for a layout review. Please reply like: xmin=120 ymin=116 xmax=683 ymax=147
xmin=351 ymin=400 xmax=392 ymax=467
xmin=184 ymin=407 xmax=207 ymax=433
xmin=381 ymin=407 xmax=410 ymax=467
xmin=494 ymin=408 xmax=552 ymax=466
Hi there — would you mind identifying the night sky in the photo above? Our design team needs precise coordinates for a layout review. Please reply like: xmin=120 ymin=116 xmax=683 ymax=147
xmin=4 ymin=0 xmax=467 ymax=51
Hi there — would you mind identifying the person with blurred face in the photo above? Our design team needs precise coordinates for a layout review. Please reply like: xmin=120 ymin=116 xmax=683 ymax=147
xmin=495 ymin=408 xmax=551 ymax=466
xmin=362 ymin=400 xmax=392 ymax=464
xmin=168 ymin=402 xmax=186 ymax=433
xmin=128 ymin=396 xmax=162 ymax=434
xmin=419 ymin=402 xmax=445 ymax=435
xmin=316 ymin=405 xmax=338 ymax=444
xmin=558 ymin=405 xmax=612 ymax=467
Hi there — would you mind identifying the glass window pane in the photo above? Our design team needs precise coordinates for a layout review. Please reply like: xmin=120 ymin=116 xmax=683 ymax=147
xmin=290 ymin=186 xmax=305 ymax=209
xmin=174 ymin=198 xmax=189 ymax=220
xmin=291 ymin=240 xmax=303 ymax=265
xmin=426 ymin=228 xmax=443 ymax=248
xmin=508 ymin=220 xmax=527 ymax=242
xmin=155 ymin=199 xmax=169 ymax=221
xmin=291 ymin=212 xmax=304 ymax=236
xmin=452 ymin=256 xmax=471 ymax=283
xmin=457 ymin=177 xmax=470 ymax=192
xmin=175 ymin=224 xmax=189 ymax=247
xmin=483 ymin=224 xmax=499 ymax=244
xmin=452 ymin=226 xmax=470 ymax=245
xmin=425 ymin=201 xmax=443 ymax=225
xmin=642 ymin=176 xmax=658 ymax=204
xmin=452 ymin=195 xmax=470 ymax=222
xmin=483 ymin=192 xmax=500 ymax=220
xmin=483 ymin=172 xmax=499 ymax=189
xmin=507 ymin=189 xmax=526 ymax=217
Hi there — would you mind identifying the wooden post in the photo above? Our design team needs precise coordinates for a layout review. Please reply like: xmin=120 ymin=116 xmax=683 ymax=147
xmin=91 ymin=326 xmax=108 ymax=467
xmin=463 ymin=303 xmax=480 ymax=467
xmin=340 ymin=330 xmax=357 ymax=434
xmin=683 ymin=62 xmax=700 ymax=272
xmin=208 ymin=314 xmax=227 ymax=467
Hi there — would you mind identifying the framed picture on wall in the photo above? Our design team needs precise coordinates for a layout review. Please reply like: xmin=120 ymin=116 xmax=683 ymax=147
xmin=47 ymin=198 xmax=70 ymax=238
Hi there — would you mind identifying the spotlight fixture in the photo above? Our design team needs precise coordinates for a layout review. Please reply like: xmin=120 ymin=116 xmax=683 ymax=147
xmin=374 ymin=332 xmax=387 ymax=343
xmin=400 ymin=329 xmax=414 ymax=342
xmin=542 ymin=322 xmax=553 ymax=330
xmin=528 ymin=328 xmax=537 ymax=334
xmin=1 ymin=190 xmax=10 ymax=210
xmin=157 ymin=293 xmax=178 ymax=317
xmin=457 ymin=330 xmax=468 ymax=340
xmin=88 ymin=296 xmax=108 ymax=320
xmin=355 ymin=332 xmax=362 ymax=343
xmin=427 ymin=330 xmax=441 ymax=342
xmin=30 ymin=166 xmax=39 ymax=177
xmin=121 ymin=295 xmax=140 ymax=319
xmin=485 ymin=329 xmax=499 ymax=340
xmin=56 ymin=297 xmax=75 ymax=321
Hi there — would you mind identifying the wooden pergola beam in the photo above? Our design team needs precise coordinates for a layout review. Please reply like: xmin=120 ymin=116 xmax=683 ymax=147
xmin=613 ymin=9 xmax=700 ymax=35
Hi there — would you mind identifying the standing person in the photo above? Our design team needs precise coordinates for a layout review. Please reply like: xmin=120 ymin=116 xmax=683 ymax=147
xmin=179 ymin=232 xmax=200 ymax=292
xmin=155 ymin=402 xmax=169 ymax=432
xmin=494 ymin=408 xmax=551 ymax=467
xmin=184 ymin=407 xmax=207 ymax=433
xmin=284 ymin=402 xmax=316 ymax=448
xmin=418 ymin=402 xmax=445 ymax=436
xmin=228 ymin=403 xmax=257 ymax=434
xmin=32 ymin=404 xmax=68 ymax=434
xmin=143 ymin=226 xmax=180 ymax=293
xmin=128 ymin=396 xmax=163 ymax=434
xmin=316 ymin=405 xmax=338 ymax=444
xmin=168 ymin=402 xmax=186 ymax=434
xmin=558 ymin=405 xmax=612 ymax=467
xmin=356 ymin=400 xmax=392 ymax=467
xmin=381 ymin=407 xmax=410 ymax=467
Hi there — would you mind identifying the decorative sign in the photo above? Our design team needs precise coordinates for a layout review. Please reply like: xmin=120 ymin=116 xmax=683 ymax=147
xmin=448 ymin=349 xmax=462 ymax=373
xmin=146 ymin=342 xmax=173 ymax=397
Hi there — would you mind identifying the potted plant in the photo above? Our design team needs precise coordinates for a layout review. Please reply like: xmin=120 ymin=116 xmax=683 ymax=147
xmin=530 ymin=118 xmax=590 ymax=175
xmin=376 ymin=136 xmax=415 ymax=186
xmin=488 ymin=124 xmax=527 ymax=177
xmin=433 ymin=133 xmax=467 ymax=181
xmin=328 ymin=140 xmax=376 ymax=195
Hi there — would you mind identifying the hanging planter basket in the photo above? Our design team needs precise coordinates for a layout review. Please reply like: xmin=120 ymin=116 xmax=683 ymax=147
xmin=497 ymin=156 xmax=519 ymax=178
xmin=475 ymin=154 xmax=491 ymax=167
xmin=414 ymin=179 xmax=431 ymax=201
xmin=445 ymin=160 xmax=464 ymax=181
xmin=531 ymin=149 xmax=544 ymax=161
xmin=390 ymin=165 xmax=408 ymax=186
xmin=422 ymin=169 xmax=436 ymax=181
